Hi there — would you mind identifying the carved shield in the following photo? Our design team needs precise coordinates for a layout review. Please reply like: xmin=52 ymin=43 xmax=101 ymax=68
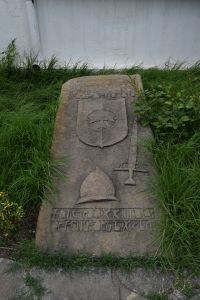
xmin=77 ymin=99 xmax=128 ymax=148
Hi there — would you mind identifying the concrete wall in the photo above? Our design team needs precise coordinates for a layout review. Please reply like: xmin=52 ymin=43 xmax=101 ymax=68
xmin=0 ymin=0 xmax=40 ymax=55
xmin=1 ymin=0 xmax=200 ymax=67
xmin=0 ymin=0 xmax=30 ymax=53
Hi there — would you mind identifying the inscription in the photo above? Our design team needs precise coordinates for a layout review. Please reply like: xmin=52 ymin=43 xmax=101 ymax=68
xmin=74 ymin=89 xmax=134 ymax=100
xmin=51 ymin=208 xmax=157 ymax=232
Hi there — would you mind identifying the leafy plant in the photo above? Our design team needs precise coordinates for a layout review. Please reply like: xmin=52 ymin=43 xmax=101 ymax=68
xmin=0 ymin=39 xmax=18 ymax=70
xmin=135 ymin=84 xmax=200 ymax=141
xmin=0 ymin=192 xmax=24 ymax=237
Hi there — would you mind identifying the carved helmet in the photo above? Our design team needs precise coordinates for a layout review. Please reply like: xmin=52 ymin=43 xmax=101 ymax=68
xmin=78 ymin=167 xmax=118 ymax=204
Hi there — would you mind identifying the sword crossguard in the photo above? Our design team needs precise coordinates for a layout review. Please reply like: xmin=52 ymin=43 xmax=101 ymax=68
xmin=114 ymin=167 xmax=148 ymax=186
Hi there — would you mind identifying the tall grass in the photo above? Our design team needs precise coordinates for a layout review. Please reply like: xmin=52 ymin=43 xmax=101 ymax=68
xmin=0 ymin=42 xmax=93 ymax=210
xmin=151 ymin=134 xmax=200 ymax=271
xmin=0 ymin=102 xmax=56 ymax=208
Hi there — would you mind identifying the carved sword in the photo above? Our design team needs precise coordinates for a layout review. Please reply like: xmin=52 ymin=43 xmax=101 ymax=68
xmin=114 ymin=117 xmax=148 ymax=186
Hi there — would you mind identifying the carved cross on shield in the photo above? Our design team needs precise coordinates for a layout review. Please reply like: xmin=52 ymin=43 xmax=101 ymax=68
xmin=77 ymin=99 xmax=128 ymax=148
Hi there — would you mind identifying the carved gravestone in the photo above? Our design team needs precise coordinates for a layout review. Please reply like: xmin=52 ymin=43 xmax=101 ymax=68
xmin=36 ymin=75 xmax=159 ymax=255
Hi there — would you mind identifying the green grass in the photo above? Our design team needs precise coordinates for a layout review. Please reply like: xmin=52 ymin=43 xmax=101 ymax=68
xmin=147 ymin=293 xmax=168 ymax=300
xmin=1 ymin=42 xmax=200 ymax=273
xmin=151 ymin=133 xmax=200 ymax=271
xmin=12 ymin=240 xmax=167 ymax=272
xmin=0 ymin=102 xmax=56 ymax=208
xmin=11 ymin=273 xmax=47 ymax=300
xmin=24 ymin=274 xmax=47 ymax=300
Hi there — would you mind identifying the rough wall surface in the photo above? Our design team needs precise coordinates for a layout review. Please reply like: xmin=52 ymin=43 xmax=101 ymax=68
xmin=1 ymin=0 xmax=200 ymax=67
xmin=0 ymin=0 xmax=40 ymax=54
xmin=0 ymin=0 xmax=31 ymax=53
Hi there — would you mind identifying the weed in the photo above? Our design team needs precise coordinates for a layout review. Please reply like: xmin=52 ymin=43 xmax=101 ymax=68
xmin=0 ymin=39 xmax=18 ymax=70
xmin=12 ymin=240 xmax=167 ymax=272
xmin=147 ymin=293 xmax=168 ymax=300
xmin=25 ymin=274 xmax=48 ymax=299
xmin=11 ymin=273 xmax=48 ymax=300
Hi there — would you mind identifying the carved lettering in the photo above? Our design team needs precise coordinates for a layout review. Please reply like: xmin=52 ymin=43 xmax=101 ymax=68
xmin=74 ymin=89 xmax=134 ymax=100
xmin=51 ymin=208 xmax=157 ymax=232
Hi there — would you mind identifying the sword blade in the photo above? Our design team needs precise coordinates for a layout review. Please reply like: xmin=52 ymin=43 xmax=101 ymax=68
xmin=124 ymin=117 xmax=138 ymax=185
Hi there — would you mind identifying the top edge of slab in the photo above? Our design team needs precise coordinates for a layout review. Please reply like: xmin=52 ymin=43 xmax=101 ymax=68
xmin=61 ymin=74 xmax=143 ymax=91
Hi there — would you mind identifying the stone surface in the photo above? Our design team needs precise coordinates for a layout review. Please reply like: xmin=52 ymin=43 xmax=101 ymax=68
xmin=2 ymin=259 xmax=200 ymax=300
xmin=126 ymin=293 xmax=147 ymax=300
xmin=0 ymin=258 xmax=25 ymax=299
xmin=116 ymin=268 xmax=174 ymax=294
xmin=36 ymin=75 xmax=159 ymax=255
xmin=190 ymin=295 xmax=200 ymax=300
xmin=168 ymin=290 xmax=188 ymax=300
xmin=0 ymin=259 xmax=176 ymax=300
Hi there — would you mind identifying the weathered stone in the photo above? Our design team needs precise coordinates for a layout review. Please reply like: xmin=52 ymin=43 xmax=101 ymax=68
xmin=78 ymin=166 xmax=119 ymax=204
xmin=115 ymin=268 xmax=174 ymax=294
xmin=168 ymin=290 xmax=188 ymax=300
xmin=0 ymin=258 xmax=25 ymax=300
xmin=126 ymin=292 xmax=147 ymax=300
xmin=190 ymin=295 xmax=200 ymax=300
xmin=2 ymin=259 xmax=200 ymax=300
xmin=36 ymin=75 xmax=159 ymax=255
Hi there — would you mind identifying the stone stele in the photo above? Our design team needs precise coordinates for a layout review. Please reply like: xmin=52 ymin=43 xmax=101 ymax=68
xmin=36 ymin=75 xmax=159 ymax=256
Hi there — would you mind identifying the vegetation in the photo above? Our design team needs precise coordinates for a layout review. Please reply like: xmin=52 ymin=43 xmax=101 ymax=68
xmin=135 ymin=84 xmax=200 ymax=141
xmin=151 ymin=134 xmax=200 ymax=271
xmin=11 ymin=273 xmax=47 ymax=300
xmin=12 ymin=240 xmax=165 ymax=271
xmin=135 ymin=76 xmax=200 ymax=271
xmin=0 ymin=192 xmax=24 ymax=237
xmin=0 ymin=41 xmax=200 ymax=273
xmin=147 ymin=293 xmax=168 ymax=300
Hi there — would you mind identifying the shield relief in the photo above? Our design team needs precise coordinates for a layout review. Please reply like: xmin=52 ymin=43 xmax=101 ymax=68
xmin=77 ymin=99 xmax=128 ymax=148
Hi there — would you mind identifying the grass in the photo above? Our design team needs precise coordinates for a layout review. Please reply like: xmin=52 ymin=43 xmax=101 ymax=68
xmin=147 ymin=293 xmax=168 ymax=300
xmin=12 ymin=240 xmax=167 ymax=272
xmin=151 ymin=134 xmax=200 ymax=271
xmin=24 ymin=274 xmax=47 ymax=300
xmin=11 ymin=273 xmax=47 ymax=300
xmin=0 ymin=41 xmax=200 ymax=273
xmin=0 ymin=102 xmax=56 ymax=208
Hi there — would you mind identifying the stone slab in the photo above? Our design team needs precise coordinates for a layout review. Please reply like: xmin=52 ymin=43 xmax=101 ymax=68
xmin=0 ymin=259 xmax=173 ymax=300
xmin=1 ymin=259 xmax=200 ymax=300
xmin=36 ymin=75 xmax=159 ymax=256
xmin=0 ymin=258 xmax=25 ymax=299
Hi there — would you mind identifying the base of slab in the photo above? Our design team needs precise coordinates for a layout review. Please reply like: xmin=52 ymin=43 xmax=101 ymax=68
xmin=1 ymin=258 xmax=200 ymax=300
